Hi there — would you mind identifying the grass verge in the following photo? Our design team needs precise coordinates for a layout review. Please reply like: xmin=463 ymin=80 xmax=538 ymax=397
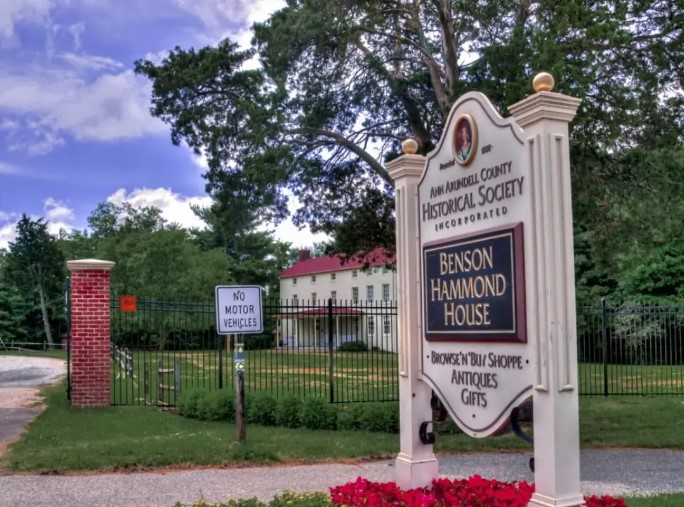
xmin=625 ymin=493 xmax=684 ymax=506
xmin=2 ymin=384 xmax=684 ymax=473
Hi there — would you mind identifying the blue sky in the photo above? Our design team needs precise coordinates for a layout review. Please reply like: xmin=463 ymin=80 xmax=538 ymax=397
xmin=0 ymin=0 xmax=324 ymax=249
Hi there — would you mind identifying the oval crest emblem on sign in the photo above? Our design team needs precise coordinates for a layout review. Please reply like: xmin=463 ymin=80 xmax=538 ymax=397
xmin=453 ymin=114 xmax=478 ymax=166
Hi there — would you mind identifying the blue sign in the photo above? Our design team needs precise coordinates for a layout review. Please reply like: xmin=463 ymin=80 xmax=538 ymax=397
xmin=423 ymin=223 xmax=526 ymax=342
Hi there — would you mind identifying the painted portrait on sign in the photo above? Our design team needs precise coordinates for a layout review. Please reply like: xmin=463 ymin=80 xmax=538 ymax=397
xmin=453 ymin=114 xmax=478 ymax=167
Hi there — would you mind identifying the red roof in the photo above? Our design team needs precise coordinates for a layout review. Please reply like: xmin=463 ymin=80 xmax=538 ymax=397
xmin=280 ymin=247 xmax=395 ymax=278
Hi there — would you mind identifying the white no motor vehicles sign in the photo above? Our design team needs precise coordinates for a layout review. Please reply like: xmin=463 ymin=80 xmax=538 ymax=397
xmin=215 ymin=285 xmax=263 ymax=335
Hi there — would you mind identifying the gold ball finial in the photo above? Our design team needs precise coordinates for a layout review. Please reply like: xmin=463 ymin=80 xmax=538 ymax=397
xmin=533 ymin=72 xmax=555 ymax=92
xmin=401 ymin=138 xmax=419 ymax=155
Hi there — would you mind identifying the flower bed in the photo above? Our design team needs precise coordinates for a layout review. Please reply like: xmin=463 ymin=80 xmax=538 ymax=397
xmin=330 ymin=477 xmax=628 ymax=507
xmin=180 ymin=476 xmax=629 ymax=506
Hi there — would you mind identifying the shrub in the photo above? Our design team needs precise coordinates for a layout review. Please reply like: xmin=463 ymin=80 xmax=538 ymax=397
xmin=337 ymin=340 xmax=368 ymax=352
xmin=276 ymin=395 xmax=303 ymax=428
xmin=247 ymin=392 xmax=278 ymax=426
xmin=301 ymin=397 xmax=337 ymax=430
xmin=198 ymin=390 xmax=235 ymax=422
xmin=360 ymin=402 xmax=399 ymax=433
xmin=176 ymin=388 xmax=206 ymax=418
xmin=336 ymin=404 xmax=366 ymax=431
xmin=244 ymin=334 xmax=273 ymax=350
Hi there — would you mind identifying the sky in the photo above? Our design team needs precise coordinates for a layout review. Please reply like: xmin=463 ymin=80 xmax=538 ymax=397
xmin=0 ymin=0 xmax=327 ymax=250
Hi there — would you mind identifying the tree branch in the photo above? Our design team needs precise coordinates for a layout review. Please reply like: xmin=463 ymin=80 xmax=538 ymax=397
xmin=286 ymin=127 xmax=393 ymax=185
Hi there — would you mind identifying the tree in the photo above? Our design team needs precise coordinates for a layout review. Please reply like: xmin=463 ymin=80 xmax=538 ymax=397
xmin=4 ymin=216 xmax=65 ymax=347
xmin=136 ymin=0 xmax=683 ymax=256
xmin=192 ymin=205 xmax=297 ymax=296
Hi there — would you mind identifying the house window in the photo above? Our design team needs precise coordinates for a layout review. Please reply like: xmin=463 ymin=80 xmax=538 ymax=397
xmin=383 ymin=316 xmax=391 ymax=335
xmin=352 ymin=287 xmax=359 ymax=303
xmin=292 ymin=294 xmax=298 ymax=306
xmin=352 ymin=270 xmax=358 ymax=278
xmin=293 ymin=277 xmax=297 ymax=285
xmin=331 ymin=273 xmax=336 ymax=281
xmin=331 ymin=290 xmax=337 ymax=302
xmin=311 ymin=292 xmax=317 ymax=304
xmin=311 ymin=275 xmax=317 ymax=283
xmin=368 ymin=317 xmax=375 ymax=336
xmin=382 ymin=283 xmax=390 ymax=301
xmin=366 ymin=285 xmax=374 ymax=302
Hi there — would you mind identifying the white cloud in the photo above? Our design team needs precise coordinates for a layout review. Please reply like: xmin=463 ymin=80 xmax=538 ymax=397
xmin=0 ymin=68 xmax=166 ymax=152
xmin=263 ymin=218 xmax=329 ymax=249
xmin=44 ymin=197 xmax=74 ymax=222
xmin=106 ymin=187 xmax=213 ymax=230
xmin=68 ymin=21 xmax=84 ymax=51
xmin=0 ymin=222 xmax=16 ymax=250
xmin=60 ymin=52 xmax=124 ymax=71
xmin=0 ymin=0 xmax=53 ymax=47
xmin=103 ymin=186 xmax=326 ymax=246
xmin=174 ymin=0 xmax=286 ymax=47
xmin=0 ymin=160 xmax=20 ymax=175
xmin=0 ymin=200 xmax=75 ymax=249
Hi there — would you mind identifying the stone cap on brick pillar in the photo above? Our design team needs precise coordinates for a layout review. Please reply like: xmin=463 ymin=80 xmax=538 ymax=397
xmin=66 ymin=259 xmax=116 ymax=272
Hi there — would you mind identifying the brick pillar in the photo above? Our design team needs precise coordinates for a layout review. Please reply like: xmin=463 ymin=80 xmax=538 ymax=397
xmin=66 ymin=259 xmax=115 ymax=408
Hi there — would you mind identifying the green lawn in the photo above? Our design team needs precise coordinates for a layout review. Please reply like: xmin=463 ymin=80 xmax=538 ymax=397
xmin=110 ymin=348 xmax=399 ymax=405
xmin=626 ymin=493 xmax=684 ymax=506
xmin=579 ymin=362 xmax=684 ymax=395
xmin=3 ymin=382 xmax=684 ymax=473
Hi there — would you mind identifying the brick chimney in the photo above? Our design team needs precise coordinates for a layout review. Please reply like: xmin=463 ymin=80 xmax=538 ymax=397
xmin=298 ymin=249 xmax=311 ymax=262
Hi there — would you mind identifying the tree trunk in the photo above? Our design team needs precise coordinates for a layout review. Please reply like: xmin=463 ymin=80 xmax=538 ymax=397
xmin=37 ymin=279 xmax=55 ymax=348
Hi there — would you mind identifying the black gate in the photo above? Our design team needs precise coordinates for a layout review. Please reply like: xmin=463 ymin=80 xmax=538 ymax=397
xmin=109 ymin=297 xmax=399 ymax=405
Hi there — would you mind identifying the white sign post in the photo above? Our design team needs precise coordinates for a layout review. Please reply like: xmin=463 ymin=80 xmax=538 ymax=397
xmin=390 ymin=73 xmax=584 ymax=506
xmin=215 ymin=285 xmax=263 ymax=445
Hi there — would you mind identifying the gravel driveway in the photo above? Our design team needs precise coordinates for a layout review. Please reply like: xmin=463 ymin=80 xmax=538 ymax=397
xmin=0 ymin=355 xmax=66 ymax=454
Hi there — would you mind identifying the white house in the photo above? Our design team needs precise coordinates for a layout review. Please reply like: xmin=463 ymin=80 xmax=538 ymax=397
xmin=278 ymin=248 xmax=398 ymax=352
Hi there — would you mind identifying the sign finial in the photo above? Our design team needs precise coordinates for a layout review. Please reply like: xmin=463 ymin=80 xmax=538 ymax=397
xmin=402 ymin=138 xmax=419 ymax=154
xmin=532 ymin=72 xmax=555 ymax=92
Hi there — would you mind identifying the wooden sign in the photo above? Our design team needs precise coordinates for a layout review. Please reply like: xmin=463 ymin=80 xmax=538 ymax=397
xmin=120 ymin=295 xmax=137 ymax=313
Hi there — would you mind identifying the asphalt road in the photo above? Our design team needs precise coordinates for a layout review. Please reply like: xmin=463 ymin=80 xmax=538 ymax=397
xmin=0 ymin=355 xmax=66 ymax=454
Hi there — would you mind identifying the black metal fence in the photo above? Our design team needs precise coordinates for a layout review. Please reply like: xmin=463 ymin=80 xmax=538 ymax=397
xmin=578 ymin=300 xmax=684 ymax=396
xmin=109 ymin=296 xmax=684 ymax=405
xmin=110 ymin=297 xmax=398 ymax=405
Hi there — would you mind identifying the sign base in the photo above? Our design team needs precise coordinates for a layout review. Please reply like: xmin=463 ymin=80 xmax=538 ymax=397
xmin=395 ymin=453 xmax=438 ymax=490
xmin=529 ymin=492 xmax=586 ymax=507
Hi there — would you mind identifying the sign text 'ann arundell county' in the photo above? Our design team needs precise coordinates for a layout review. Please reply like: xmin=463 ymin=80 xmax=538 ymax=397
xmin=423 ymin=224 xmax=525 ymax=341
xmin=215 ymin=285 xmax=263 ymax=335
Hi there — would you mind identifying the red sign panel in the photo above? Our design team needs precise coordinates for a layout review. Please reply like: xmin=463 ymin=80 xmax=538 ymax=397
xmin=120 ymin=295 xmax=137 ymax=313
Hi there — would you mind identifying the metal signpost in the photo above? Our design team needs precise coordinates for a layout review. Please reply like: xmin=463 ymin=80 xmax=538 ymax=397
xmin=215 ymin=285 xmax=263 ymax=444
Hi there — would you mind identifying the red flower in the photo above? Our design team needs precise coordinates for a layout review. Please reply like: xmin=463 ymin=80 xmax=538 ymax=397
xmin=330 ymin=476 xmax=627 ymax=507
